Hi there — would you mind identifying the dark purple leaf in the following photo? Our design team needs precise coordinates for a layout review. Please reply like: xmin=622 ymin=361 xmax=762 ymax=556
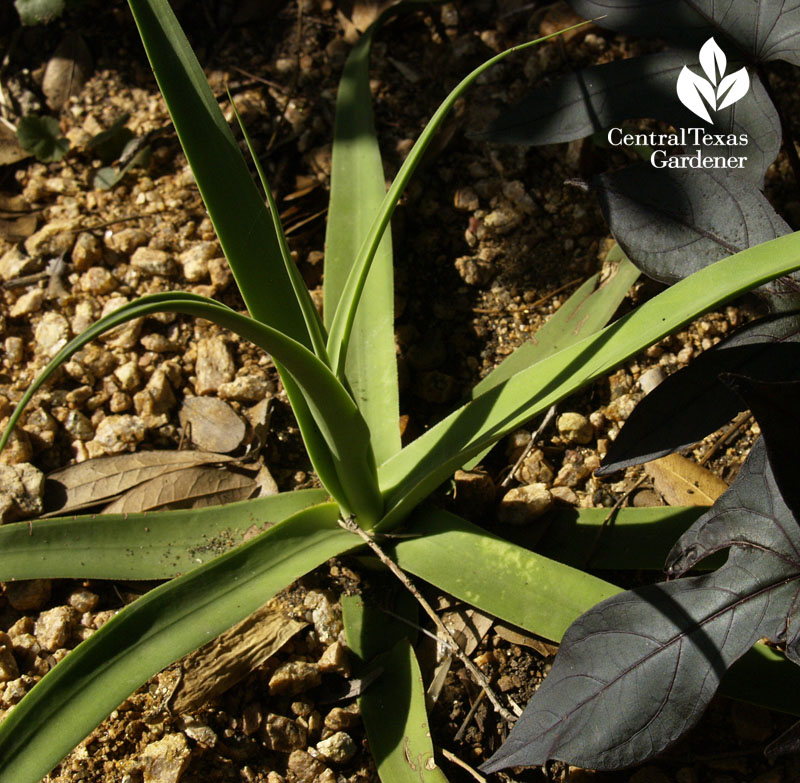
xmin=766 ymin=719 xmax=800 ymax=759
xmin=476 ymin=53 xmax=779 ymax=186
xmin=483 ymin=438 xmax=800 ymax=773
xmin=569 ymin=1 xmax=800 ymax=66
xmin=598 ymin=314 xmax=800 ymax=475
xmin=593 ymin=164 xmax=797 ymax=311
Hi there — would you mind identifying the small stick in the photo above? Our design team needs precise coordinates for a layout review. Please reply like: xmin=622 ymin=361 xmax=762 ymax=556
xmin=439 ymin=747 xmax=487 ymax=783
xmin=338 ymin=516 xmax=520 ymax=724
xmin=454 ymin=689 xmax=486 ymax=741
xmin=501 ymin=404 xmax=557 ymax=488
xmin=699 ymin=411 xmax=752 ymax=466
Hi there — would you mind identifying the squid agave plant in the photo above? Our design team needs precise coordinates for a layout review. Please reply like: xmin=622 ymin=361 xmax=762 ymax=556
xmin=3 ymin=1 xmax=800 ymax=781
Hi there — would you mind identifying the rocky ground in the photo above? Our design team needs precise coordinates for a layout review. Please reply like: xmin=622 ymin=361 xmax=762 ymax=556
xmin=0 ymin=1 xmax=798 ymax=782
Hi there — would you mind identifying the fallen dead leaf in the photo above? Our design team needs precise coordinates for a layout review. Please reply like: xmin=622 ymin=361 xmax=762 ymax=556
xmin=645 ymin=453 xmax=728 ymax=506
xmin=493 ymin=622 xmax=560 ymax=658
xmin=44 ymin=450 xmax=235 ymax=515
xmin=101 ymin=465 xmax=256 ymax=513
xmin=336 ymin=0 xmax=400 ymax=32
xmin=179 ymin=396 xmax=247 ymax=454
xmin=171 ymin=599 xmax=306 ymax=713
xmin=42 ymin=32 xmax=93 ymax=111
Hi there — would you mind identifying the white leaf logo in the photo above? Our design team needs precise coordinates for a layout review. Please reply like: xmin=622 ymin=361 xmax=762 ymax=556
xmin=676 ymin=37 xmax=750 ymax=123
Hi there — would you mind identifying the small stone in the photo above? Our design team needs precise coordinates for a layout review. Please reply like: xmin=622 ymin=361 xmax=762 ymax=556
xmin=130 ymin=247 xmax=176 ymax=277
xmin=554 ymin=450 xmax=594 ymax=489
xmin=3 ymin=677 xmax=29 ymax=705
xmin=639 ymin=366 xmax=666 ymax=395
xmin=0 ymin=427 xmax=33 ymax=465
xmin=71 ymin=232 xmax=103 ymax=271
xmin=453 ymin=187 xmax=479 ymax=212
xmin=605 ymin=393 xmax=637 ymax=423
xmin=483 ymin=205 xmax=521 ymax=234
xmin=268 ymin=661 xmax=322 ymax=696
xmin=105 ymin=228 xmax=148 ymax=254
xmin=0 ymin=463 xmax=44 ymax=523
xmin=179 ymin=715 xmax=217 ymax=747
xmin=208 ymin=257 xmax=232 ymax=289
xmin=97 ymin=296 xmax=142 ymax=349
xmin=10 ymin=288 xmax=44 ymax=318
xmin=0 ymin=246 xmax=40 ymax=281
xmin=286 ymin=749 xmax=332 ymax=783
xmin=262 ymin=713 xmax=308 ymax=752
xmin=454 ymin=256 xmax=493 ymax=286
xmin=267 ymin=773 xmax=286 ymax=783
xmin=550 ymin=486 xmax=578 ymax=505
xmin=218 ymin=373 xmax=270 ymax=403
xmin=34 ymin=606 xmax=75 ymax=652
xmin=318 ymin=641 xmax=350 ymax=676
xmin=0 ymin=632 xmax=20 ymax=682
xmin=92 ymin=415 xmax=146 ymax=454
xmin=497 ymin=483 xmax=553 ymax=525
xmin=4 ymin=580 xmax=51 ymax=611
xmin=142 ymin=733 xmax=191 ymax=783
xmin=4 ymin=336 xmax=23 ymax=365
xmin=81 ymin=266 xmax=117 ymax=294
xmin=304 ymin=590 xmax=341 ymax=645
xmin=25 ymin=218 xmax=79 ymax=258
xmin=316 ymin=731 xmax=357 ymax=764
xmin=502 ymin=180 xmax=538 ymax=214
xmin=324 ymin=704 xmax=360 ymax=731
xmin=134 ymin=368 xmax=177 ymax=428
xmin=556 ymin=412 xmax=593 ymax=445
xmin=68 ymin=588 xmax=99 ymax=613
xmin=516 ymin=449 xmax=554 ymax=485
xmin=241 ymin=702 xmax=263 ymax=736
xmin=35 ymin=312 xmax=71 ymax=358
xmin=179 ymin=242 xmax=217 ymax=282
xmin=71 ymin=299 xmax=96 ymax=334
xmin=114 ymin=360 xmax=142 ymax=393
xmin=63 ymin=410 xmax=94 ymax=440
xmin=195 ymin=336 xmax=235 ymax=395
xmin=453 ymin=469 xmax=496 ymax=517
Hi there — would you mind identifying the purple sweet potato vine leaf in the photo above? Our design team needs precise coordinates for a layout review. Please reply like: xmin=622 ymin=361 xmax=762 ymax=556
xmin=483 ymin=435 xmax=800 ymax=773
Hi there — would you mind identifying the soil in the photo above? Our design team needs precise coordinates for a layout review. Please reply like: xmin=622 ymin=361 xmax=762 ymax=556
xmin=0 ymin=1 xmax=798 ymax=782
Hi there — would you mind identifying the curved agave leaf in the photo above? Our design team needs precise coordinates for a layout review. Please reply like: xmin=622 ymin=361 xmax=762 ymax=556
xmin=0 ymin=292 xmax=380 ymax=524
xmin=0 ymin=489 xmax=328 ymax=580
xmin=325 ymin=15 xmax=400 ymax=464
xmin=377 ymin=230 xmax=800 ymax=529
xmin=0 ymin=502 xmax=352 ymax=783
xmin=126 ymin=0 xmax=312 ymax=347
xmin=342 ymin=594 xmax=449 ymax=783
xmin=569 ymin=0 xmax=800 ymax=65
xmin=325 ymin=21 xmax=591 ymax=379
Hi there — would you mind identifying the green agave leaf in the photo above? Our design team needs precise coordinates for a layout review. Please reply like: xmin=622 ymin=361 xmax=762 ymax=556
xmin=126 ymin=0 xmax=310 ymax=348
xmin=395 ymin=507 xmax=800 ymax=717
xmin=0 ymin=502 xmax=350 ymax=783
xmin=326 ymin=22 xmax=591 ymax=379
xmin=0 ymin=489 xmax=328 ymax=580
xmin=342 ymin=595 xmax=449 ymax=783
xmin=325 ymin=21 xmax=400 ymax=465
xmin=395 ymin=507 xmax=618 ymax=642
xmin=229 ymin=93 xmax=328 ymax=362
xmin=463 ymin=251 xmax=639 ymax=469
xmin=0 ymin=292 xmax=380 ymax=524
xmin=377 ymin=230 xmax=800 ymax=528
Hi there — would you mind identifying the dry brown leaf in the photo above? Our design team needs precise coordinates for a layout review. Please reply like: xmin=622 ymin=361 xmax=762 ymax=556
xmin=442 ymin=606 xmax=494 ymax=657
xmin=336 ymin=0 xmax=399 ymax=32
xmin=645 ymin=453 xmax=728 ymax=506
xmin=171 ymin=600 xmax=306 ymax=713
xmin=45 ymin=450 xmax=235 ymax=515
xmin=494 ymin=622 xmax=560 ymax=658
xmin=42 ymin=32 xmax=93 ymax=111
xmin=101 ymin=465 xmax=256 ymax=514
xmin=179 ymin=397 xmax=247 ymax=454
xmin=0 ymin=124 xmax=30 ymax=167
